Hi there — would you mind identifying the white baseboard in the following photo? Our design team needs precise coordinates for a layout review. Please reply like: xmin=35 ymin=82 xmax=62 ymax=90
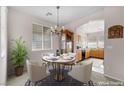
xmin=0 ymin=82 xmax=6 ymax=86
xmin=104 ymin=73 xmax=124 ymax=82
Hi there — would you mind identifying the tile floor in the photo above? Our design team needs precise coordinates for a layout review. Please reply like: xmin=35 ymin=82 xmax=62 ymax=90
xmin=85 ymin=58 xmax=104 ymax=74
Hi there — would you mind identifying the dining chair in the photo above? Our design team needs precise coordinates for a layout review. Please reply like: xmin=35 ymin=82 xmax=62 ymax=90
xmin=68 ymin=61 xmax=93 ymax=85
xmin=26 ymin=59 xmax=49 ymax=85
xmin=64 ymin=60 xmax=76 ymax=71
xmin=41 ymin=53 xmax=54 ymax=69
xmin=64 ymin=53 xmax=76 ymax=71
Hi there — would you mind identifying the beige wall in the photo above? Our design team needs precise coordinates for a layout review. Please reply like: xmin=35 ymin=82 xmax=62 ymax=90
xmin=7 ymin=8 xmax=59 ymax=75
xmin=104 ymin=6 xmax=124 ymax=81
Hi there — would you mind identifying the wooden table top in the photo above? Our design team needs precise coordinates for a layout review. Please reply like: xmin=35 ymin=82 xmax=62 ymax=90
xmin=42 ymin=56 xmax=75 ymax=64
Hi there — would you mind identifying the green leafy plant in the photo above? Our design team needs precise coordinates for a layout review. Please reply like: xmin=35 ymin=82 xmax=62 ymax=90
xmin=11 ymin=37 xmax=27 ymax=68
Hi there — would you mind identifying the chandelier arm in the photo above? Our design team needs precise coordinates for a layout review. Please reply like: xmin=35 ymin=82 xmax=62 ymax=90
xmin=51 ymin=6 xmax=64 ymax=34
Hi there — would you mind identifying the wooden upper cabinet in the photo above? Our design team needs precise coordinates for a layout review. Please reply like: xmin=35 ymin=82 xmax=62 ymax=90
xmin=61 ymin=29 xmax=74 ymax=53
xmin=76 ymin=34 xmax=81 ymax=43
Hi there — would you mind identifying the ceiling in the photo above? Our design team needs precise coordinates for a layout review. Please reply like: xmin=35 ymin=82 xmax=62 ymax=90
xmin=77 ymin=20 xmax=104 ymax=33
xmin=9 ymin=6 xmax=104 ymax=26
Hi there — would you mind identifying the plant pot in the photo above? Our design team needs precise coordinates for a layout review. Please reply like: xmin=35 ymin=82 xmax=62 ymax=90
xmin=15 ymin=67 xmax=24 ymax=76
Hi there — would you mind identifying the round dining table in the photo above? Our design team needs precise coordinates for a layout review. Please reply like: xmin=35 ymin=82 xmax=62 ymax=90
xmin=42 ymin=56 xmax=75 ymax=81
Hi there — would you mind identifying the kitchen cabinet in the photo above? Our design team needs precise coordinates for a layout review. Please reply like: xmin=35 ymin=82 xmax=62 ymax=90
xmin=61 ymin=29 xmax=74 ymax=53
xmin=85 ymin=49 xmax=90 ymax=58
xmin=76 ymin=34 xmax=81 ymax=43
xmin=76 ymin=50 xmax=82 ymax=62
xmin=98 ymin=49 xmax=104 ymax=59
xmin=85 ymin=48 xmax=104 ymax=59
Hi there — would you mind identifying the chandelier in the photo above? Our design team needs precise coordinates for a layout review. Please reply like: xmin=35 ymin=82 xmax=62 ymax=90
xmin=51 ymin=6 xmax=64 ymax=34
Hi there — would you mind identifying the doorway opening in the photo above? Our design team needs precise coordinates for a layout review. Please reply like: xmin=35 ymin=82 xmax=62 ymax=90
xmin=76 ymin=20 xmax=104 ymax=74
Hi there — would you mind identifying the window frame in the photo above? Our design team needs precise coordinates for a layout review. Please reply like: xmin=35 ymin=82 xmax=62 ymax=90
xmin=32 ymin=23 xmax=53 ymax=51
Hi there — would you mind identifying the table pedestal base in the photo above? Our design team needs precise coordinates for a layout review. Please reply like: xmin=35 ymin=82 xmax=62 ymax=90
xmin=53 ymin=74 xmax=64 ymax=81
xmin=52 ymin=63 xmax=65 ymax=81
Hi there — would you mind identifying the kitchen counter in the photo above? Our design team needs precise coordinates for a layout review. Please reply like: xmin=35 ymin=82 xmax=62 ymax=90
xmin=85 ymin=48 xmax=104 ymax=59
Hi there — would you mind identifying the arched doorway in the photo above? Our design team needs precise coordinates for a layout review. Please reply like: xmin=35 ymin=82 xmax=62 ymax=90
xmin=76 ymin=20 xmax=104 ymax=74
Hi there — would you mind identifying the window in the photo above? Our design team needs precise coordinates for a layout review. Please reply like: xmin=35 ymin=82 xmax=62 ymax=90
xmin=32 ymin=24 xmax=42 ymax=50
xmin=32 ymin=24 xmax=52 ymax=50
xmin=87 ymin=35 xmax=97 ymax=48
xmin=87 ymin=32 xmax=104 ymax=49
xmin=43 ymin=26 xmax=52 ymax=50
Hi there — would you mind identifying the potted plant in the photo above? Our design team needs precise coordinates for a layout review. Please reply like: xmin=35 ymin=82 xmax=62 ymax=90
xmin=11 ymin=37 xmax=27 ymax=76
